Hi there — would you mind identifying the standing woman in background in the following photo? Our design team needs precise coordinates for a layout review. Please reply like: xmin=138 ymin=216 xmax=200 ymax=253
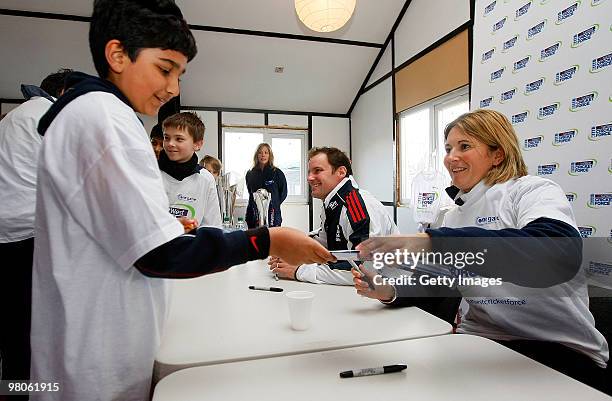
xmin=245 ymin=143 xmax=287 ymax=228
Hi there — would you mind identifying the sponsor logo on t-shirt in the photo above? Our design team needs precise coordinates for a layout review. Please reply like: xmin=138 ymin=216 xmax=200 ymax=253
xmin=475 ymin=215 xmax=501 ymax=225
xmin=578 ymin=226 xmax=596 ymax=237
xmin=525 ymin=78 xmax=544 ymax=94
xmin=490 ymin=67 xmax=505 ymax=82
xmin=572 ymin=25 xmax=598 ymax=47
xmin=502 ymin=35 xmax=519 ymax=52
xmin=492 ymin=17 xmax=507 ymax=33
xmin=512 ymin=111 xmax=529 ymax=124
xmin=540 ymin=42 xmax=561 ymax=61
xmin=569 ymin=159 xmax=596 ymax=175
xmin=500 ymin=88 xmax=517 ymax=102
xmin=328 ymin=200 xmax=339 ymax=210
xmin=555 ymin=65 xmax=578 ymax=85
xmin=591 ymin=52 xmax=611 ymax=72
xmin=570 ymin=92 xmax=597 ymax=111
xmin=588 ymin=193 xmax=611 ymax=208
xmin=177 ymin=193 xmax=197 ymax=202
xmin=538 ymin=103 xmax=559 ymax=119
xmin=523 ymin=135 xmax=543 ymax=150
xmin=553 ymin=129 xmax=577 ymax=146
xmin=557 ymin=2 xmax=579 ymax=24
xmin=480 ymin=96 xmax=494 ymax=108
xmin=537 ymin=163 xmax=559 ymax=175
xmin=417 ymin=192 xmax=439 ymax=209
xmin=515 ymin=2 xmax=532 ymax=19
xmin=589 ymin=122 xmax=611 ymax=140
xmin=513 ymin=56 xmax=530 ymax=73
xmin=527 ymin=20 xmax=546 ymax=39
xmin=169 ymin=206 xmax=189 ymax=218
xmin=482 ymin=48 xmax=495 ymax=63
xmin=565 ymin=192 xmax=577 ymax=202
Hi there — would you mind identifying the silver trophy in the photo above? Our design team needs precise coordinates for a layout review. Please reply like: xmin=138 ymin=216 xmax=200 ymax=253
xmin=217 ymin=172 xmax=238 ymax=227
xmin=253 ymin=188 xmax=271 ymax=227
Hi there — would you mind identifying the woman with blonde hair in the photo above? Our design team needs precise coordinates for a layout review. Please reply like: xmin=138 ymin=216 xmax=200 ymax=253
xmin=245 ymin=143 xmax=287 ymax=228
xmin=353 ymin=109 xmax=608 ymax=394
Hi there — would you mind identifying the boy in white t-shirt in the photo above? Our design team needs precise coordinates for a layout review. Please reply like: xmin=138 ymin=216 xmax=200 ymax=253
xmin=29 ymin=1 xmax=332 ymax=400
xmin=159 ymin=112 xmax=221 ymax=227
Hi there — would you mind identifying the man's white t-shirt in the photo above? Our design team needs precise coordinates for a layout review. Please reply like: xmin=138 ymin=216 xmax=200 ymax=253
xmin=0 ymin=96 xmax=52 ymax=242
xmin=30 ymin=92 xmax=184 ymax=401
xmin=161 ymin=168 xmax=222 ymax=227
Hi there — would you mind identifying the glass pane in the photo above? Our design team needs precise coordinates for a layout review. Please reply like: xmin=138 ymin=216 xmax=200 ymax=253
xmin=271 ymin=137 xmax=303 ymax=197
xmin=436 ymin=97 xmax=469 ymax=187
xmin=400 ymin=107 xmax=430 ymax=203
xmin=224 ymin=131 xmax=263 ymax=199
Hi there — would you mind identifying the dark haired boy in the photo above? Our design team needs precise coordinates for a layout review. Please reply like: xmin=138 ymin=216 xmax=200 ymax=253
xmin=0 ymin=68 xmax=72 ymax=385
xmin=29 ymin=1 xmax=331 ymax=400
xmin=160 ymin=112 xmax=221 ymax=227
xmin=150 ymin=123 xmax=163 ymax=159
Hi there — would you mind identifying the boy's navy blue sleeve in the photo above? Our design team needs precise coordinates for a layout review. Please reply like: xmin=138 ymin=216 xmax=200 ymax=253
xmin=134 ymin=227 xmax=270 ymax=278
xmin=425 ymin=217 xmax=582 ymax=287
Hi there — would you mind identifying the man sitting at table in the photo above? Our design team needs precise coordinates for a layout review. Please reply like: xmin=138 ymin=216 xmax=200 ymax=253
xmin=269 ymin=147 xmax=398 ymax=284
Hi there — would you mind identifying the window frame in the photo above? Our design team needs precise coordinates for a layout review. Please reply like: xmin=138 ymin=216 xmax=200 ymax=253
xmin=397 ymin=86 xmax=469 ymax=206
xmin=221 ymin=127 xmax=308 ymax=204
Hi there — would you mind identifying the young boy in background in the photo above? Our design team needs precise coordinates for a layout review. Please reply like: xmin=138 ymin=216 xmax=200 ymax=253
xmin=29 ymin=1 xmax=331 ymax=400
xmin=200 ymin=154 xmax=222 ymax=178
xmin=159 ymin=112 xmax=221 ymax=227
xmin=150 ymin=123 xmax=163 ymax=159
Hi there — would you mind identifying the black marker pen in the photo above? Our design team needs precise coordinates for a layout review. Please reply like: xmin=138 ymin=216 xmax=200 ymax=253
xmin=248 ymin=285 xmax=283 ymax=292
xmin=339 ymin=364 xmax=407 ymax=378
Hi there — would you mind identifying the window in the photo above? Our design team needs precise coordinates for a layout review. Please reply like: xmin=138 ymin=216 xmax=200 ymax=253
xmin=222 ymin=128 xmax=307 ymax=203
xmin=398 ymin=86 xmax=469 ymax=205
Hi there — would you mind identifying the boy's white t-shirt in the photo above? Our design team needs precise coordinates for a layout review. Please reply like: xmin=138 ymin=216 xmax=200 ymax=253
xmin=161 ymin=168 xmax=222 ymax=227
xmin=0 ymin=96 xmax=52 ymax=242
xmin=30 ymin=92 xmax=184 ymax=401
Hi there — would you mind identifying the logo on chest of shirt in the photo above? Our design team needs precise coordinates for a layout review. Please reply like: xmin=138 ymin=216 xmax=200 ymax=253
xmin=177 ymin=193 xmax=197 ymax=202
xmin=328 ymin=200 xmax=340 ymax=210
xmin=169 ymin=203 xmax=196 ymax=219
xmin=417 ymin=192 xmax=439 ymax=209
xmin=475 ymin=215 xmax=501 ymax=226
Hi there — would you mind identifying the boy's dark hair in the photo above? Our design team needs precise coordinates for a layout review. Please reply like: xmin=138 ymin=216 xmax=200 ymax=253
xmin=162 ymin=112 xmax=205 ymax=142
xmin=308 ymin=147 xmax=353 ymax=176
xmin=90 ymin=0 xmax=198 ymax=78
xmin=150 ymin=123 xmax=163 ymax=140
xmin=40 ymin=68 xmax=74 ymax=98
xmin=200 ymin=155 xmax=222 ymax=174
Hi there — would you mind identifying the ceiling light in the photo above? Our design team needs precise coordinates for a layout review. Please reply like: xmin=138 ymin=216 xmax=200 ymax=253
xmin=295 ymin=0 xmax=357 ymax=33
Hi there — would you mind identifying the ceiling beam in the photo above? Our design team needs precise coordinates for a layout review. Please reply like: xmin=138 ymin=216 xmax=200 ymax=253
xmin=0 ymin=8 xmax=384 ymax=48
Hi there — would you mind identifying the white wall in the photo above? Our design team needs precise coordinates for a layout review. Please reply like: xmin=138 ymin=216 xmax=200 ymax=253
xmin=349 ymin=0 xmax=471 ymax=233
xmin=394 ymin=0 xmax=470 ymax=67
xmin=351 ymin=78 xmax=394 ymax=203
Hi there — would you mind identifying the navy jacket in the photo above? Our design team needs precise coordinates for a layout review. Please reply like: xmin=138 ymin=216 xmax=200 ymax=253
xmin=245 ymin=165 xmax=288 ymax=228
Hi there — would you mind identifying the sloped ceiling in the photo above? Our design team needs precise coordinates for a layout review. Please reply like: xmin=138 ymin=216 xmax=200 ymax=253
xmin=0 ymin=0 xmax=406 ymax=114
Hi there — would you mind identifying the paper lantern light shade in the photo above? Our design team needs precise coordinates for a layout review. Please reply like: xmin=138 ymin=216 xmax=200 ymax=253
xmin=295 ymin=0 xmax=357 ymax=33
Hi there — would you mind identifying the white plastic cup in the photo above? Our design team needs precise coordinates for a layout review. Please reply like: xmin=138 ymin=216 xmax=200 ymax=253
xmin=286 ymin=290 xmax=315 ymax=331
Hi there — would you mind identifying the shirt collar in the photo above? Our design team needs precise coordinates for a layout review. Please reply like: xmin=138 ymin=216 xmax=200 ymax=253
xmin=446 ymin=180 xmax=490 ymax=207
xmin=323 ymin=176 xmax=358 ymax=207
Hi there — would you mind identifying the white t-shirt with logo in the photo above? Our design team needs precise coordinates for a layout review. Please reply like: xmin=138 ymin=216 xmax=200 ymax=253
xmin=161 ymin=168 xmax=222 ymax=227
xmin=443 ymin=176 xmax=608 ymax=367
xmin=30 ymin=92 xmax=184 ymax=401
xmin=0 ymin=96 xmax=52 ymax=242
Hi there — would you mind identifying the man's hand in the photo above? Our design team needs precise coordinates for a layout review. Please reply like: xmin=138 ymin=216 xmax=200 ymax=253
xmin=268 ymin=227 xmax=333 ymax=266
xmin=268 ymin=256 xmax=300 ymax=280
xmin=352 ymin=267 xmax=395 ymax=302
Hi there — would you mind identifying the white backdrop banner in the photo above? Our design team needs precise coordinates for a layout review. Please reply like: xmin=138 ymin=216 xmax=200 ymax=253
xmin=471 ymin=0 xmax=611 ymax=288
